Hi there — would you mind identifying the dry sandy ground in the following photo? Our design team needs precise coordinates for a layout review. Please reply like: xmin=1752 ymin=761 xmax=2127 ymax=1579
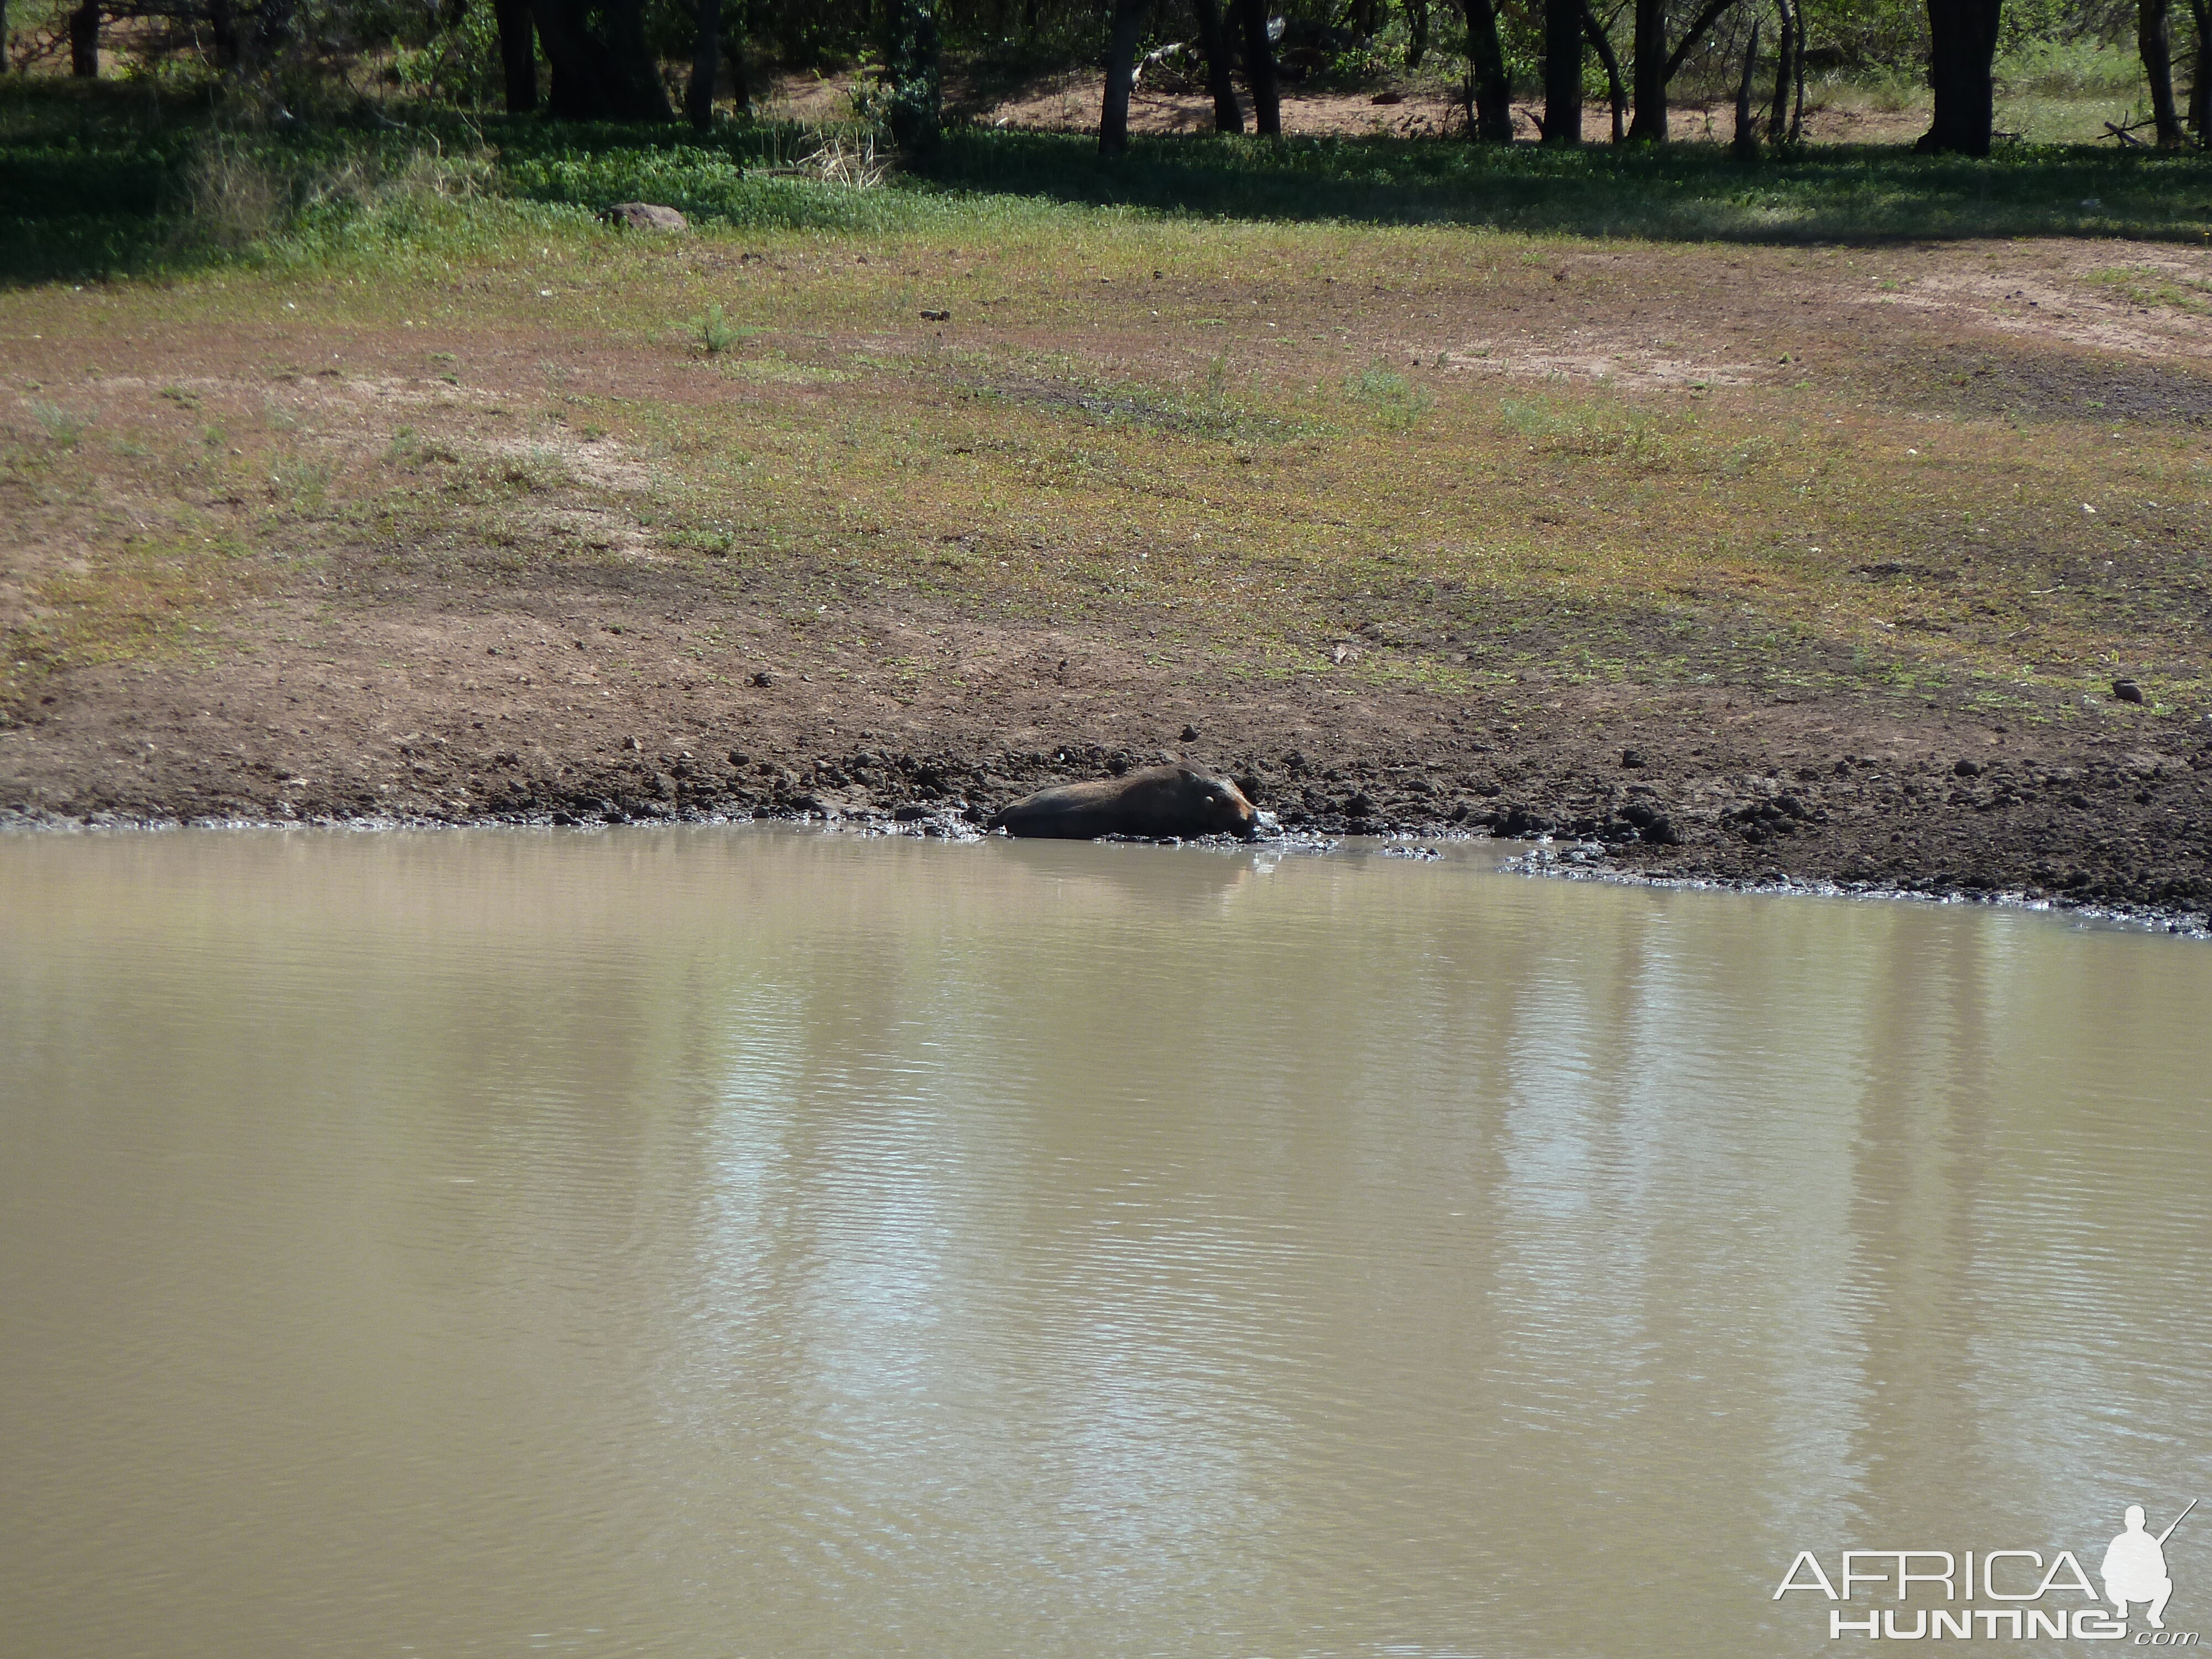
xmin=760 ymin=67 xmax=1964 ymax=147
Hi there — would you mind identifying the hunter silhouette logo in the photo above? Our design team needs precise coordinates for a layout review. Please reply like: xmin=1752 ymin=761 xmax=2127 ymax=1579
xmin=2106 ymin=1501 xmax=2194 ymax=1630
xmin=1775 ymin=1499 xmax=2200 ymax=1642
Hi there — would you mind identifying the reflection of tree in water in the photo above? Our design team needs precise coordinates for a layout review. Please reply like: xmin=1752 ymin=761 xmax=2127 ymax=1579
xmin=12 ymin=828 xmax=2212 ymax=1658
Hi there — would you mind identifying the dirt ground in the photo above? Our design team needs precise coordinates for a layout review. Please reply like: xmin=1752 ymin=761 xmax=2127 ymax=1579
xmin=8 ymin=595 xmax=2209 ymax=922
xmin=4 ymin=216 xmax=2211 ymax=925
xmin=759 ymin=66 xmax=1970 ymax=147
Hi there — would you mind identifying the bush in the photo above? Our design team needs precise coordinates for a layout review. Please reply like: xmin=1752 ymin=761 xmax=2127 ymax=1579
xmin=179 ymin=139 xmax=286 ymax=250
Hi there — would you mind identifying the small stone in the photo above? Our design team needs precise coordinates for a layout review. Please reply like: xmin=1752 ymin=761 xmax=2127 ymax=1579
xmin=2112 ymin=678 xmax=2145 ymax=704
xmin=1621 ymin=748 xmax=1646 ymax=768
xmin=598 ymin=202 xmax=687 ymax=231
xmin=727 ymin=749 xmax=749 ymax=766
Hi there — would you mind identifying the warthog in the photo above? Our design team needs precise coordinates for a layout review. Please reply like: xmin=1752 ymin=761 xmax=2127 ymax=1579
xmin=991 ymin=764 xmax=1268 ymax=841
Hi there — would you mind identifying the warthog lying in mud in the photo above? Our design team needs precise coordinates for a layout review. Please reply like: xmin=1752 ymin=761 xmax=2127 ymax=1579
xmin=991 ymin=764 xmax=1270 ymax=841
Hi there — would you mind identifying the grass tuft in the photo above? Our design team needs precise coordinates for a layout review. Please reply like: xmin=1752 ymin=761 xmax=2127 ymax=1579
xmin=25 ymin=399 xmax=89 ymax=447
xmin=690 ymin=302 xmax=745 ymax=354
xmin=1349 ymin=362 xmax=1433 ymax=430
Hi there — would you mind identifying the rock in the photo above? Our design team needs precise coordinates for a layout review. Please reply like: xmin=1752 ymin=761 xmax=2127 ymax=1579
xmin=1495 ymin=804 xmax=1552 ymax=838
xmin=2113 ymin=678 xmax=2146 ymax=704
xmin=599 ymin=202 xmax=688 ymax=232
xmin=1621 ymin=748 xmax=1646 ymax=768
xmin=1954 ymin=758 xmax=1983 ymax=777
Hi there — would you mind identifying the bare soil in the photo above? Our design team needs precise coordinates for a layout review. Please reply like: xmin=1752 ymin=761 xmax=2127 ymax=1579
xmin=7 ymin=566 xmax=2210 ymax=923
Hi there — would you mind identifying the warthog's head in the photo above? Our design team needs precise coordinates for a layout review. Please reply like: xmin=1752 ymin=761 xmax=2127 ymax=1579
xmin=1167 ymin=766 xmax=1266 ymax=839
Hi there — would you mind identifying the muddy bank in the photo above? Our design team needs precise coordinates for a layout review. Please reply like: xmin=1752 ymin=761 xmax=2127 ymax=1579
xmin=5 ymin=589 xmax=2209 ymax=927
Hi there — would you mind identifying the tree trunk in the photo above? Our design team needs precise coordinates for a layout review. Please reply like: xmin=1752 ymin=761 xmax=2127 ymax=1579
xmin=531 ymin=0 xmax=670 ymax=118
xmin=1629 ymin=0 xmax=1665 ymax=139
xmin=686 ymin=0 xmax=719 ymax=128
xmin=68 ymin=0 xmax=96 ymax=75
xmin=1462 ymin=0 xmax=1514 ymax=138
xmin=2141 ymin=0 xmax=2185 ymax=146
xmin=1766 ymin=0 xmax=1794 ymax=142
xmin=1732 ymin=16 xmax=1761 ymax=157
xmin=1543 ymin=0 xmax=1584 ymax=143
xmin=493 ymin=0 xmax=537 ymax=112
xmin=1584 ymin=0 xmax=1625 ymax=139
xmin=1786 ymin=0 xmax=1805 ymax=135
xmin=1405 ymin=0 xmax=1431 ymax=66
xmin=1234 ymin=0 xmax=1281 ymax=136
xmin=1192 ymin=0 xmax=1245 ymax=130
xmin=884 ymin=0 xmax=940 ymax=152
xmin=2190 ymin=0 xmax=2212 ymax=140
xmin=1100 ymin=0 xmax=1145 ymax=152
xmin=248 ymin=0 xmax=298 ymax=64
xmin=1916 ymin=0 xmax=2001 ymax=155
xmin=724 ymin=27 xmax=750 ymax=112
xmin=205 ymin=0 xmax=241 ymax=66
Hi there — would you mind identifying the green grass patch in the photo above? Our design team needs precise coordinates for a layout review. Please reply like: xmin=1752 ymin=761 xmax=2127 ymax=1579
xmin=2084 ymin=265 xmax=2212 ymax=312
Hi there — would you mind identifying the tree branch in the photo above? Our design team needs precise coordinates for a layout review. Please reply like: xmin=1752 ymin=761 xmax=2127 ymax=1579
xmin=1663 ymin=0 xmax=1734 ymax=84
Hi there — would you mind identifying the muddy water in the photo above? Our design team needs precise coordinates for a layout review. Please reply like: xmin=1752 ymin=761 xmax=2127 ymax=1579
xmin=3 ymin=828 xmax=2209 ymax=1659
